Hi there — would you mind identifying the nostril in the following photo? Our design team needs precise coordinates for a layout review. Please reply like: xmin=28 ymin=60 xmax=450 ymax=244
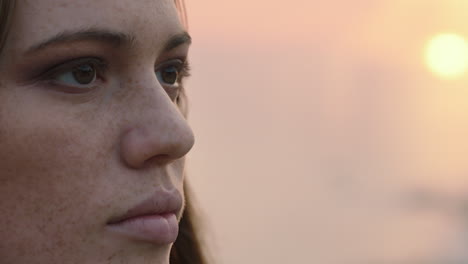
xmin=144 ymin=154 xmax=172 ymax=166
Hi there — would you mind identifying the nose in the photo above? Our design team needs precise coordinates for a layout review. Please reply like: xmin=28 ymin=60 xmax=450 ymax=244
xmin=120 ymin=80 xmax=195 ymax=169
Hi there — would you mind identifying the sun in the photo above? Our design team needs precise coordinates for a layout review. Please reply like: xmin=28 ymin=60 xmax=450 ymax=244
xmin=425 ymin=33 xmax=468 ymax=79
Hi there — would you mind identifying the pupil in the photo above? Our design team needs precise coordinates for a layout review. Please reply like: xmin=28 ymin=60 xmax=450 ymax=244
xmin=162 ymin=67 xmax=178 ymax=84
xmin=73 ymin=64 xmax=95 ymax=84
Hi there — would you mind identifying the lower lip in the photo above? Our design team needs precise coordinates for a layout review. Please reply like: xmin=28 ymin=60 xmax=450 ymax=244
xmin=106 ymin=213 xmax=179 ymax=244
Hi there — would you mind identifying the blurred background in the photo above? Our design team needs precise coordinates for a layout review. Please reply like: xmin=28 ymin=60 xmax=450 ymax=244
xmin=184 ymin=1 xmax=468 ymax=263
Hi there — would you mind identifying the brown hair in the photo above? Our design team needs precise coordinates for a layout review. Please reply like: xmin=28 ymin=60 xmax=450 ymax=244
xmin=170 ymin=181 xmax=209 ymax=264
xmin=0 ymin=0 xmax=14 ymax=54
xmin=0 ymin=1 xmax=208 ymax=263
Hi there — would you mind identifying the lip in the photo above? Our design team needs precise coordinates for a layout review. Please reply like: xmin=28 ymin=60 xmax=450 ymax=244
xmin=106 ymin=189 xmax=183 ymax=244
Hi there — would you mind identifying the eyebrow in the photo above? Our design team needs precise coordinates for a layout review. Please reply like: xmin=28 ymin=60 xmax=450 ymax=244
xmin=25 ymin=28 xmax=191 ymax=55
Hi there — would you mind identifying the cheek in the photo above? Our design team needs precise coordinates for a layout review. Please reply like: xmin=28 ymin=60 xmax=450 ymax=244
xmin=0 ymin=95 xmax=111 ymax=197
xmin=0 ymin=91 xmax=117 ymax=259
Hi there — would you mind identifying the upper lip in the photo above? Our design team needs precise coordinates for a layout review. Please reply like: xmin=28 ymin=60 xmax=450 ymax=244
xmin=107 ymin=189 xmax=183 ymax=225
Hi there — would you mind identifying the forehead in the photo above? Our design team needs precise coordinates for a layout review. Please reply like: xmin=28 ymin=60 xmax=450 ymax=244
xmin=9 ymin=0 xmax=183 ymax=51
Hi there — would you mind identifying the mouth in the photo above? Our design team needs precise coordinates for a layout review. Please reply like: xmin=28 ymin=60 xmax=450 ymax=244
xmin=106 ymin=189 xmax=183 ymax=244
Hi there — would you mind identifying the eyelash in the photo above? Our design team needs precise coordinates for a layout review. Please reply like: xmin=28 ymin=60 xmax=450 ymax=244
xmin=177 ymin=60 xmax=191 ymax=82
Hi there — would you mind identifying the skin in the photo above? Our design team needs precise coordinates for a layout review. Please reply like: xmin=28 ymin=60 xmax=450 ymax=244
xmin=0 ymin=0 xmax=195 ymax=263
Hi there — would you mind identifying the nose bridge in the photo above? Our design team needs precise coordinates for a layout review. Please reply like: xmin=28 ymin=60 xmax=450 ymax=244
xmin=119 ymin=74 xmax=195 ymax=169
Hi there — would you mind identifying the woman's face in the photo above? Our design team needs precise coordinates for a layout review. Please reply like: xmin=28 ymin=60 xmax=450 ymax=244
xmin=0 ymin=0 xmax=194 ymax=263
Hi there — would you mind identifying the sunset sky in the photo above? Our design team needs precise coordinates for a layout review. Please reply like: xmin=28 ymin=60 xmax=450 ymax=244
xmin=183 ymin=1 xmax=468 ymax=263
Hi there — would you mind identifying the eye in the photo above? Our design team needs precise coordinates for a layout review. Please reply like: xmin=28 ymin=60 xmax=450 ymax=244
xmin=42 ymin=58 xmax=107 ymax=92
xmin=157 ymin=65 xmax=179 ymax=85
xmin=156 ymin=65 xmax=180 ymax=86
xmin=55 ymin=63 xmax=97 ymax=86
xmin=155 ymin=59 xmax=191 ymax=88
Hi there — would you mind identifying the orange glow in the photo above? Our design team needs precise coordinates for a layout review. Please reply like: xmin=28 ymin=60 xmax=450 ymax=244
xmin=425 ymin=34 xmax=468 ymax=79
xmin=187 ymin=1 xmax=468 ymax=263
